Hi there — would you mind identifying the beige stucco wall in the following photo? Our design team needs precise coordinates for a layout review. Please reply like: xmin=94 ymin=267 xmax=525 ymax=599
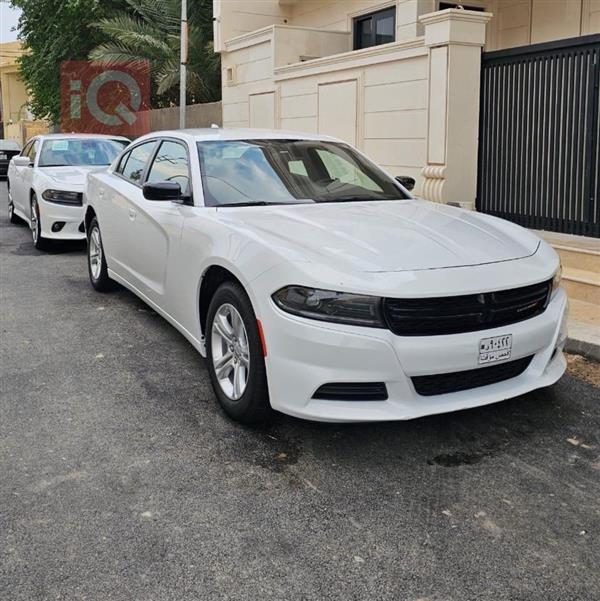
xmin=213 ymin=0 xmax=291 ymax=51
xmin=221 ymin=27 xmax=431 ymax=186
xmin=288 ymin=0 xmax=600 ymax=49
xmin=290 ymin=0 xmax=395 ymax=30
xmin=277 ymin=47 xmax=429 ymax=183
xmin=216 ymin=1 xmax=600 ymax=51
xmin=222 ymin=37 xmax=275 ymax=127
xmin=289 ymin=0 xmax=439 ymax=40
xmin=0 ymin=71 xmax=29 ymax=122
xmin=1 ymin=41 xmax=49 ymax=143
xmin=489 ymin=0 xmax=600 ymax=49
xmin=0 ymin=41 xmax=30 ymax=126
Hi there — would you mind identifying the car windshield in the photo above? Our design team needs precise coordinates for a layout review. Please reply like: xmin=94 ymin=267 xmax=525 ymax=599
xmin=197 ymin=139 xmax=409 ymax=206
xmin=0 ymin=140 xmax=21 ymax=151
xmin=38 ymin=138 xmax=129 ymax=167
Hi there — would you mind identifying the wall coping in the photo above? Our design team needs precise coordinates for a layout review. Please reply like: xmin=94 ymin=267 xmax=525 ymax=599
xmin=419 ymin=8 xmax=493 ymax=26
xmin=420 ymin=8 xmax=492 ymax=48
xmin=224 ymin=24 xmax=349 ymax=53
xmin=274 ymin=37 xmax=426 ymax=80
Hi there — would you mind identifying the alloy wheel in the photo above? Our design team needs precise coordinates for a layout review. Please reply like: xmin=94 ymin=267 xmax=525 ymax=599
xmin=89 ymin=226 xmax=103 ymax=281
xmin=211 ymin=303 xmax=250 ymax=401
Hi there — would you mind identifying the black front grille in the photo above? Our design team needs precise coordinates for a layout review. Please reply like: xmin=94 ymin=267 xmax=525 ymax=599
xmin=312 ymin=382 xmax=388 ymax=401
xmin=412 ymin=355 xmax=533 ymax=396
xmin=383 ymin=280 xmax=552 ymax=336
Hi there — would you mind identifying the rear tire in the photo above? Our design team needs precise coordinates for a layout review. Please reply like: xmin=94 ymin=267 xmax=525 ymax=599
xmin=87 ymin=217 xmax=115 ymax=292
xmin=206 ymin=281 xmax=271 ymax=423
xmin=8 ymin=197 xmax=20 ymax=224
xmin=8 ymin=183 xmax=21 ymax=224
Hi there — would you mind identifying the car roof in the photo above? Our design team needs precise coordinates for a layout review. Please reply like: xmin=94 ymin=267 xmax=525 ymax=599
xmin=33 ymin=133 xmax=130 ymax=142
xmin=135 ymin=128 xmax=342 ymax=144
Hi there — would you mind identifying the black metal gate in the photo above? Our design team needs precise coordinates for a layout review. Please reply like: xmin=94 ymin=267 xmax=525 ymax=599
xmin=477 ymin=34 xmax=600 ymax=238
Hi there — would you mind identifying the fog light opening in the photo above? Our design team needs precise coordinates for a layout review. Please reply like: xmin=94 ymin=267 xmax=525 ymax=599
xmin=51 ymin=221 xmax=65 ymax=232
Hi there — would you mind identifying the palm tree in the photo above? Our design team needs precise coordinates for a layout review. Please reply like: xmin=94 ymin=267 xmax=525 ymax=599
xmin=89 ymin=0 xmax=220 ymax=106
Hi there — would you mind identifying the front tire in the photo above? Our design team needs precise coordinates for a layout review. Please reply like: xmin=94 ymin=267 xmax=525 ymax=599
xmin=7 ymin=185 xmax=21 ymax=224
xmin=206 ymin=281 xmax=271 ymax=423
xmin=30 ymin=194 xmax=51 ymax=250
xmin=87 ymin=217 xmax=115 ymax=292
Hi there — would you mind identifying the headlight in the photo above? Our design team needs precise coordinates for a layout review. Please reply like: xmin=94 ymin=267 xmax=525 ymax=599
xmin=551 ymin=264 xmax=562 ymax=297
xmin=42 ymin=189 xmax=82 ymax=205
xmin=272 ymin=286 xmax=385 ymax=328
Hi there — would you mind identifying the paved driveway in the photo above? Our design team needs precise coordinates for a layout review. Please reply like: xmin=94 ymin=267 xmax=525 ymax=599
xmin=1 ymin=182 xmax=599 ymax=601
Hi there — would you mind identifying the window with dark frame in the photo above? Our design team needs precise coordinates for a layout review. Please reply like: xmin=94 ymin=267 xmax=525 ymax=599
xmin=353 ymin=7 xmax=396 ymax=51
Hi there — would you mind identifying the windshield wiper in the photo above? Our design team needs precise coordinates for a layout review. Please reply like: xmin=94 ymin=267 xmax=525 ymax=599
xmin=316 ymin=195 xmax=398 ymax=203
xmin=219 ymin=200 xmax=310 ymax=207
xmin=40 ymin=164 xmax=108 ymax=167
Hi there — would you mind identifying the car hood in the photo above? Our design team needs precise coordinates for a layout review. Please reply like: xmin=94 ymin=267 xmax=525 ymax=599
xmin=219 ymin=199 xmax=540 ymax=272
xmin=41 ymin=165 xmax=107 ymax=187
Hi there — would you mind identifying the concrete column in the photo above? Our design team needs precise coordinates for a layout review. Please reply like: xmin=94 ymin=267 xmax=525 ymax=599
xmin=419 ymin=8 xmax=492 ymax=209
xmin=396 ymin=0 xmax=436 ymax=41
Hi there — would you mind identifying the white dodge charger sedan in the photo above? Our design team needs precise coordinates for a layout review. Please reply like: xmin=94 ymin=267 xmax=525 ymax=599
xmin=7 ymin=133 xmax=129 ymax=249
xmin=84 ymin=129 xmax=567 ymax=423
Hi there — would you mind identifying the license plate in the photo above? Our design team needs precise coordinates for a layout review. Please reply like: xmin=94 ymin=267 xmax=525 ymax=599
xmin=479 ymin=334 xmax=512 ymax=364
xmin=0 ymin=153 xmax=6 ymax=160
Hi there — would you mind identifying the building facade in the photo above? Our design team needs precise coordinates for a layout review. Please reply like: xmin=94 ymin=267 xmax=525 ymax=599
xmin=213 ymin=0 xmax=600 ymax=238
xmin=0 ymin=41 xmax=48 ymax=145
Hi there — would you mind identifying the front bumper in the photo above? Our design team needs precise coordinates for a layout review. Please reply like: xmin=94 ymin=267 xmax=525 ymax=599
xmin=261 ymin=288 xmax=568 ymax=422
xmin=38 ymin=198 xmax=85 ymax=240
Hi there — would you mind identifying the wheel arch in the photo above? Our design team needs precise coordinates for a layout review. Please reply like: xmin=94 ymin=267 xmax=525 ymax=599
xmin=84 ymin=205 xmax=97 ymax=233
xmin=198 ymin=265 xmax=248 ymax=339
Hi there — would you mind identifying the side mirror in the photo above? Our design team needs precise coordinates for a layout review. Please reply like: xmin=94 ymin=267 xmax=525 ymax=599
xmin=143 ymin=181 xmax=182 ymax=202
xmin=14 ymin=156 xmax=32 ymax=167
xmin=395 ymin=175 xmax=415 ymax=191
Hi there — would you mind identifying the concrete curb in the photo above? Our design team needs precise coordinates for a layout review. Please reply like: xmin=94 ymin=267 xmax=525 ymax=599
xmin=566 ymin=337 xmax=600 ymax=362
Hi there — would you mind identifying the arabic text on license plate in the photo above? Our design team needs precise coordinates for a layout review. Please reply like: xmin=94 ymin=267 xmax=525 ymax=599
xmin=479 ymin=334 xmax=512 ymax=364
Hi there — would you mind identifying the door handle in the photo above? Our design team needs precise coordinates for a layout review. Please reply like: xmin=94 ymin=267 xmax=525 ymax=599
xmin=128 ymin=208 xmax=137 ymax=220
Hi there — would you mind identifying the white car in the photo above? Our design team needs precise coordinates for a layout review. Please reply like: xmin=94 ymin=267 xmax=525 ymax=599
xmin=84 ymin=129 xmax=568 ymax=423
xmin=7 ymin=133 xmax=129 ymax=249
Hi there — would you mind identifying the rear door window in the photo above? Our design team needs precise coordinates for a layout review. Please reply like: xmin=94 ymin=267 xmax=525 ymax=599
xmin=121 ymin=141 xmax=157 ymax=185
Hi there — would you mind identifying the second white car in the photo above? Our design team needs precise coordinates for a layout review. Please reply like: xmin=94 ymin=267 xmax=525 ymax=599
xmin=7 ymin=133 xmax=128 ymax=249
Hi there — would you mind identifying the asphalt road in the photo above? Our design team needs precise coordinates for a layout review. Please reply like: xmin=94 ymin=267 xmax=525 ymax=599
xmin=1 ymin=181 xmax=599 ymax=601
